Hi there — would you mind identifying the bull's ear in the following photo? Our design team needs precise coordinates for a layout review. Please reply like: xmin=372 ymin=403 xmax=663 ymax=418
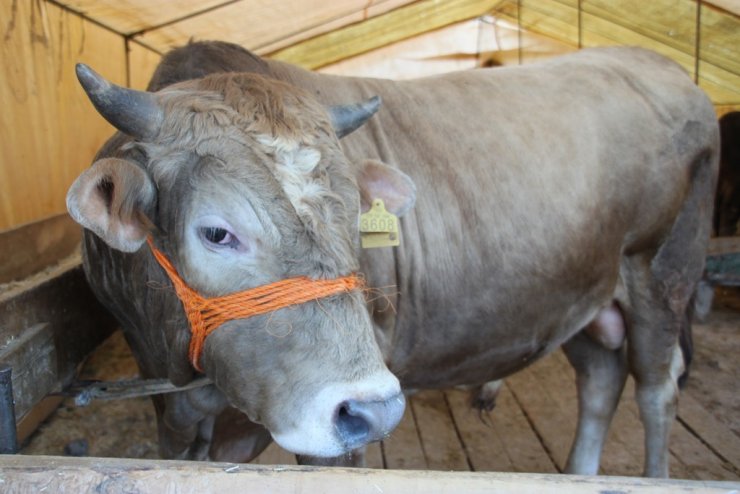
xmin=66 ymin=158 xmax=156 ymax=252
xmin=358 ymin=159 xmax=416 ymax=217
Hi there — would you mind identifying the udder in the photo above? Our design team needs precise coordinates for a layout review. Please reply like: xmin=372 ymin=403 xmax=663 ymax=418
xmin=585 ymin=302 xmax=625 ymax=350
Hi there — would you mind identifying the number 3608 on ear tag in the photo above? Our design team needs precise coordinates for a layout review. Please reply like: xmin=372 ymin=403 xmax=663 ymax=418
xmin=360 ymin=199 xmax=400 ymax=249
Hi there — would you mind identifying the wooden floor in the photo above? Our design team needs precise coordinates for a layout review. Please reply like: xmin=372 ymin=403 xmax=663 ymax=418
xmin=253 ymin=306 xmax=740 ymax=481
xmin=21 ymin=299 xmax=740 ymax=482
xmin=252 ymin=355 xmax=738 ymax=480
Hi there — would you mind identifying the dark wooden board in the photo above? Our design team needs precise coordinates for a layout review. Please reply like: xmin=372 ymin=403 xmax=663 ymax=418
xmin=0 ymin=253 xmax=117 ymax=438
xmin=254 ymin=442 xmax=298 ymax=465
xmin=0 ymin=214 xmax=81 ymax=284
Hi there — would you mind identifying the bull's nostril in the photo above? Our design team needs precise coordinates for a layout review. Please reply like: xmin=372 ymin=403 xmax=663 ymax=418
xmin=334 ymin=393 xmax=405 ymax=450
xmin=336 ymin=402 xmax=371 ymax=444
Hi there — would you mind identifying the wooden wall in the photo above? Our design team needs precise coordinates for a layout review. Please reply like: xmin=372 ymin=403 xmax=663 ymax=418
xmin=0 ymin=0 xmax=161 ymax=232
xmin=1 ymin=0 xmax=737 ymax=232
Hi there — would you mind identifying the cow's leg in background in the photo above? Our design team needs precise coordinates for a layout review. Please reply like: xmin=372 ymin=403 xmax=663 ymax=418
xmin=209 ymin=407 xmax=273 ymax=462
xmin=562 ymin=331 xmax=628 ymax=475
xmin=471 ymin=380 xmax=504 ymax=412
xmin=154 ymin=387 xmax=273 ymax=463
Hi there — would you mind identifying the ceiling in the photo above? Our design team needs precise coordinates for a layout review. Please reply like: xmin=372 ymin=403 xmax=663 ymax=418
xmin=55 ymin=0 xmax=739 ymax=108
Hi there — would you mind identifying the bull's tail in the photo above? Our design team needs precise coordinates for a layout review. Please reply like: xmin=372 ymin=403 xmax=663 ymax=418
xmin=680 ymin=278 xmax=717 ymax=388
xmin=677 ymin=291 xmax=695 ymax=389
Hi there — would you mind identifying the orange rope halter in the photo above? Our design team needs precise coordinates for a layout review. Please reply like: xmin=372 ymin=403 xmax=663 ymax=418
xmin=146 ymin=238 xmax=363 ymax=372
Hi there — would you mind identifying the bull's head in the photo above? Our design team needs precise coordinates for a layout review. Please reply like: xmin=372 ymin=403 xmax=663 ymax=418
xmin=66 ymin=64 xmax=416 ymax=457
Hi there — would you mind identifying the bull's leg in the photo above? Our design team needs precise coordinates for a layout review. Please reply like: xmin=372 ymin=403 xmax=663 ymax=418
xmin=632 ymin=337 xmax=685 ymax=477
xmin=209 ymin=407 xmax=273 ymax=462
xmin=155 ymin=386 xmax=229 ymax=460
xmin=562 ymin=330 xmax=628 ymax=475
xmin=626 ymin=134 xmax=716 ymax=477
xmin=622 ymin=253 xmax=694 ymax=477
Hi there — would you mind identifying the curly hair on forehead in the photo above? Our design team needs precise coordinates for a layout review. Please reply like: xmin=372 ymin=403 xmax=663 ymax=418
xmin=194 ymin=72 xmax=333 ymax=142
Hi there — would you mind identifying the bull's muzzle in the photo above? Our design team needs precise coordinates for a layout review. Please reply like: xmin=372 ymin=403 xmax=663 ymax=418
xmin=335 ymin=392 xmax=406 ymax=449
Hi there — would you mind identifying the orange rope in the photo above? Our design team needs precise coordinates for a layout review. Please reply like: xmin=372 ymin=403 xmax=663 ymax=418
xmin=147 ymin=238 xmax=363 ymax=371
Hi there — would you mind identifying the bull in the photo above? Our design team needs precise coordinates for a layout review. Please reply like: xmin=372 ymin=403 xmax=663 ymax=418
xmin=65 ymin=41 xmax=718 ymax=477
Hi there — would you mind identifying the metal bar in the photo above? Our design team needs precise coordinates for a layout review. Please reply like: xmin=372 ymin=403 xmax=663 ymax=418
xmin=0 ymin=365 xmax=18 ymax=454
xmin=58 ymin=376 xmax=213 ymax=406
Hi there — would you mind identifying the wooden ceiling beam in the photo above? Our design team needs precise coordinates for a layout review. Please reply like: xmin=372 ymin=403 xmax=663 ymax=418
xmin=267 ymin=0 xmax=508 ymax=69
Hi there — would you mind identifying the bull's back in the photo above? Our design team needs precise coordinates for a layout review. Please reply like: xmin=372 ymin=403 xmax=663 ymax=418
xmin=280 ymin=47 xmax=717 ymax=387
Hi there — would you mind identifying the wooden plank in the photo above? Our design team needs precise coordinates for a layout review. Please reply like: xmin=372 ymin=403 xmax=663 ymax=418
xmin=716 ymin=105 xmax=740 ymax=117
xmin=0 ymin=0 xmax=126 ymax=231
xmin=251 ymin=0 xmax=415 ymax=55
xmin=698 ymin=5 xmax=740 ymax=81
xmin=583 ymin=0 xmax=698 ymax=55
xmin=699 ymin=60 xmax=740 ymax=107
xmin=15 ymin=396 xmax=64 ymax=445
xmin=365 ymin=441 xmax=384 ymax=469
xmin=0 ymin=214 xmax=80 ymax=284
xmin=669 ymin=416 xmax=740 ymax=481
xmin=0 ymin=324 xmax=57 ymax=422
xmin=705 ymin=0 xmax=740 ymax=16
xmin=445 ymin=388 xmax=514 ymax=472
xmin=493 ymin=0 xmax=739 ymax=108
xmin=494 ymin=0 xmax=579 ymax=47
xmin=268 ymin=0 xmax=506 ymax=69
xmin=0 ymin=455 xmax=736 ymax=493
xmin=55 ymin=0 xmax=232 ymax=35
xmin=254 ymin=442 xmax=297 ymax=465
xmin=446 ymin=386 xmax=558 ymax=473
xmin=134 ymin=0 xmax=416 ymax=56
xmin=506 ymin=354 xmax=575 ymax=471
xmin=707 ymin=237 xmax=740 ymax=257
xmin=678 ymin=384 xmax=740 ymax=470
xmin=381 ymin=399 xmax=427 ymax=470
xmin=409 ymin=390 xmax=469 ymax=471
xmin=0 ymin=256 xmax=118 ymax=422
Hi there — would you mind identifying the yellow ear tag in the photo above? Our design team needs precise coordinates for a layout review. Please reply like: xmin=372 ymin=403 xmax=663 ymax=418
xmin=360 ymin=199 xmax=400 ymax=249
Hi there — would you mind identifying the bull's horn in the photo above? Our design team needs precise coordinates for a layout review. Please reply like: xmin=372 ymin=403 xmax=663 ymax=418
xmin=76 ymin=63 xmax=163 ymax=141
xmin=328 ymin=96 xmax=381 ymax=138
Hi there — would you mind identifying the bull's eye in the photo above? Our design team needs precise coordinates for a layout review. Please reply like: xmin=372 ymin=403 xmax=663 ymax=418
xmin=201 ymin=227 xmax=237 ymax=247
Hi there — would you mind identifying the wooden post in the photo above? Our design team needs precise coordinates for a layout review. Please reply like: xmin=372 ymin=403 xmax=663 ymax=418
xmin=0 ymin=366 xmax=17 ymax=454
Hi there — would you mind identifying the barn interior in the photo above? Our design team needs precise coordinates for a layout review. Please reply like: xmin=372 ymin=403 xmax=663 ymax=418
xmin=1 ymin=0 xmax=739 ymax=489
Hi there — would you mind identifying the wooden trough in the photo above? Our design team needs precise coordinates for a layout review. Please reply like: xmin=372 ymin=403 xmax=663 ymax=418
xmin=0 ymin=455 xmax=737 ymax=494
xmin=0 ymin=214 xmax=117 ymax=446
